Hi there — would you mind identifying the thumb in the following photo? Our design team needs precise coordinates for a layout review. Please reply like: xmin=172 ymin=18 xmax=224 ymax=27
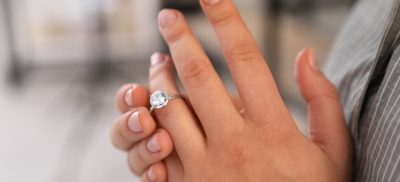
xmin=295 ymin=48 xmax=352 ymax=171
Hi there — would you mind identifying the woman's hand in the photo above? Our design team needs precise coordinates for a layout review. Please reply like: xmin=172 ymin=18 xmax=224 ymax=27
xmin=112 ymin=0 xmax=353 ymax=181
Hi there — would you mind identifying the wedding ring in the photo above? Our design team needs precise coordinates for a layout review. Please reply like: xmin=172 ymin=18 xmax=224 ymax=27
xmin=149 ymin=90 xmax=181 ymax=112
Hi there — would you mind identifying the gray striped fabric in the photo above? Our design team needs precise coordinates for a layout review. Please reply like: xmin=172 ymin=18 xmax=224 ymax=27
xmin=323 ymin=0 xmax=400 ymax=181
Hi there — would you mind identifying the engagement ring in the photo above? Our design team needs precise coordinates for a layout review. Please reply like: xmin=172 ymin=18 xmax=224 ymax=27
xmin=149 ymin=90 xmax=181 ymax=112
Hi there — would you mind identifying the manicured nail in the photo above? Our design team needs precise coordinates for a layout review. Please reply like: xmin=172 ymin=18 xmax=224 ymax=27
xmin=147 ymin=133 xmax=161 ymax=153
xmin=151 ymin=53 xmax=168 ymax=66
xmin=128 ymin=112 xmax=142 ymax=133
xmin=307 ymin=48 xmax=318 ymax=71
xmin=124 ymin=87 xmax=133 ymax=107
xmin=202 ymin=0 xmax=220 ymax=5
xmin=159 ymin=9 xmax=177 ymax=29
xmin=147 ymin=166 xmax=157 ymax=182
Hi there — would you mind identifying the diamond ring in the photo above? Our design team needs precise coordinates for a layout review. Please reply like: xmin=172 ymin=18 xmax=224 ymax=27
xmin=149 ymin=90 xmax=181 ymax=112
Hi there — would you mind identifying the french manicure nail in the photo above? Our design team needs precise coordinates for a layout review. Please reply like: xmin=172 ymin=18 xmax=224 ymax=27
xmin=147 ymin=166 xmax=157 ymax=182
xmin=128 ymin=112 xmax=142 ymax=133
xmin=202 ymin=0 xmax=220 ymax=5
xmin=147 ymin=134 xmax=161 ymax=153
xmin=307 ymin=48 xmax=318 ymax=71
xmin=124 ymin=88 xmax=133 ymax=107
xmin=151 ymin=53 xmax=167 ymax=66
xmin=159 ymin=10 xmax=177 ymax=29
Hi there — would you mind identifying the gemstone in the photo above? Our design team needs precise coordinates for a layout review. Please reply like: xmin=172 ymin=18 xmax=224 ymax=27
xmin=150 ymin=90 xmax=169 ymax=109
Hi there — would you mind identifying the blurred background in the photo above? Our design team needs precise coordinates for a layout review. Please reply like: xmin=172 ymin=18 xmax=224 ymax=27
xmin=0 ymin=0 xmax=355 ymax=181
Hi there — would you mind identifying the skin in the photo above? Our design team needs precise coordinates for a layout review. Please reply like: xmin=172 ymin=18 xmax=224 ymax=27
xmin=111 ymin=0 xmax=353 ymax=181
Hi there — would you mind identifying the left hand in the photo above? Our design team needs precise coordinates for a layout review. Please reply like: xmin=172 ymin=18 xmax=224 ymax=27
xmin=120 ymin=0 xmax=353 ymax=181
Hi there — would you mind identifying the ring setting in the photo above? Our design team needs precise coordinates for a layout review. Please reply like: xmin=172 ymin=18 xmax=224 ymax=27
xmin=149 ymin=90 xmax=180 ymax=112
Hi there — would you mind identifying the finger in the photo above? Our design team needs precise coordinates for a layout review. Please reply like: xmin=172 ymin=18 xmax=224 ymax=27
xmin=158 ymin=9 xmax=242 ymax=135
xmin=295 ymin=48 xmax=352 ymax=173
xmin=141 ymin=163 xmax=167 ymax=182
xmin=116 ymin=84 xmax=149 ymax=113
xmin=164 ymin=152 xmax=185 ymax=181
xmin=128 ymin=129 xmax=173 ymax=176
xmin=111 ymin=107 xmax=156 ymax=151
xmin=199 ymin=0 xmax=285 ymax=121
xmin=181 ymin=94 xmax=243 ymax=112
xmin=149 ymin=52 xmax=205 ymax=160
xmin=130 ymin=87 xmax=242 ymax=112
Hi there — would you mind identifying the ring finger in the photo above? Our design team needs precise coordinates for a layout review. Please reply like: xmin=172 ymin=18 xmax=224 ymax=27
xmin=148 ymin=52 xmax=205 ymax=163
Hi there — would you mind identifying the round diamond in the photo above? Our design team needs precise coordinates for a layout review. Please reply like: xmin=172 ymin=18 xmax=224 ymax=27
xmin=150 ymin=90 xmax=169 ymax=109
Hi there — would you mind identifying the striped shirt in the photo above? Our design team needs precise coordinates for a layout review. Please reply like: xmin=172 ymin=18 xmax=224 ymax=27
xmin=323 ymin=0 xmax=400 ymax=181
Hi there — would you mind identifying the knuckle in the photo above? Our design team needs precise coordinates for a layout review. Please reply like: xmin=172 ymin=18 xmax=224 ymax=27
xmin=149 ymin=67 xmax=163 ymax=81
xmin=321 ymin=82 xmax=340 ymax=101
xmin=137 ymin=145 xmax=151 ymax=163
xmin=111 ymin=138 xmax=124 ymax=151
xmin=128 ymin=141 xmax=159 ymax=176
xmin=220 ymin=139 xmax=249 ymax=169
xmin=212 ymin=11 xmax=236 ymax=27
xmin=180 ymin=58 xmax=209 ymax=88
xmin=164 ymin=27 xmax=185 ymax=43
xmin=110 ymin=122 xmax=129 ymax=151
xmin=111 ymin=136 xmax=129 ymax=151
xmin=128 ymin=151 xmax=143 ymax=175
xmin=149 ymin=63 xmax=171 ymax=81
xmin=228 ymin=44 xmax=260 ymax=64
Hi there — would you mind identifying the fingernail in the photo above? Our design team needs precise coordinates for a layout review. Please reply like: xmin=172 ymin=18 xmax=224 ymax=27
xmin=147 ymin=133 xmax=161 ymax=153
xmin=151 ymin=53 xmax=168 ymax=66
xmin=307 ymin=48 xmax=318 ymax=71
xmin=128 ymin=112 xmax=142 ymax=133
xmin=147 ymin=166 xmax=157 ymax=182
xmin=124 ymin=87 xmax=133 ymax=107
xmin=159 ymin=9 xmax=177 ymax=29
xmin=202 ymin=0 xmax=220 ymax=5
